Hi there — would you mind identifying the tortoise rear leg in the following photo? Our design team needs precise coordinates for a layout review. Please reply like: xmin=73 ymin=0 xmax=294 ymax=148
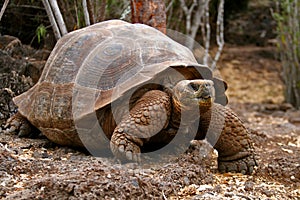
xmin=5 ymin=112 xmax=33 ymax=137
xmin=208 ymin=104 xmax=257 ymax=174
xmin=110 ymin=90 xmax=171 ymax=162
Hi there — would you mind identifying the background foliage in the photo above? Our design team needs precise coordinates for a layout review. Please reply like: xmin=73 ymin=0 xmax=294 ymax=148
xmin=273 ymin=0 xmax=300 ymax=108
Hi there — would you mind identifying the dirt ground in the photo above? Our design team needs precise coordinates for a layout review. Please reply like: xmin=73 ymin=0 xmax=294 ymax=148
xmin=0 ymin=39 xmax=299 ymax=199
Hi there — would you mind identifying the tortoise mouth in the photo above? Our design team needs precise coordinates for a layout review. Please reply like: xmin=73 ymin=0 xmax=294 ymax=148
xmin=198 ymin=97 xmax=213 ymax=107
xmin=187 ymin=96 xmax=213 ymax=106
xmin=171 ymin=91 xmax=213 ymax=113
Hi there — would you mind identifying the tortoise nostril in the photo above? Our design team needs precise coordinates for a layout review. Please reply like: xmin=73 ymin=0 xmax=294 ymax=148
xmin=188 ymin=83 xmax=200 ymax=91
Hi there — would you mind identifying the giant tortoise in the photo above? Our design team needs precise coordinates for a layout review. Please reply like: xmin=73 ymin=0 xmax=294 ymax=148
xmin=6 ymin=20 xmax=256 ymax=174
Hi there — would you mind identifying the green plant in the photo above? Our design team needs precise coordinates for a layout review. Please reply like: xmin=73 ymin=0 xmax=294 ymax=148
xmin=36 ymin=24 xmax=47 ymax=44
xmin=273 ymin=0 xmax=300 ymax=108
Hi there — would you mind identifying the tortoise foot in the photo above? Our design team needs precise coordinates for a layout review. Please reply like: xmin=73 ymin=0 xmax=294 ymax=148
xmin=110 ymin=133 xmax=141 ymax=162
xmin=218 ymin=154 xmax=257 ymax=175
xmin=5 ymin=112 xmax=33 ymax=137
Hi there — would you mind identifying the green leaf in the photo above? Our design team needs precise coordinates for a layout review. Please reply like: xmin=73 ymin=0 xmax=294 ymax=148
xmin=36 ymin=24 xmax=47 ymax=44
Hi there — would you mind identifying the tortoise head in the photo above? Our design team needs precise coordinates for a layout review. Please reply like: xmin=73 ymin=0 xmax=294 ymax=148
xmin=172 ymin=79 xmax=215 ymax=111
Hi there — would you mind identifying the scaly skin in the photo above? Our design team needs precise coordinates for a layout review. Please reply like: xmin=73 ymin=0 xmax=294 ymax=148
xmin=199 ymin=104 xmax=257 ymax=175
xmin=110 ymin=90 xmax=171 ymax=162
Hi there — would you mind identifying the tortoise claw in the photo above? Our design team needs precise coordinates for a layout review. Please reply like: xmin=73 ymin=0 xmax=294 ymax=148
xmin=110 ymin=134 xmax=141 ymax=163
xmin=218 ymin=154 xmax=257 ymax=175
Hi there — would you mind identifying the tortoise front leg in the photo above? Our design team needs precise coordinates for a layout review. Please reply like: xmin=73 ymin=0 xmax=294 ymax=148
xmin=204 ymin=104 xmax=257 ymax=174
xmin=110 ymin=90 xmax=171 ymax=162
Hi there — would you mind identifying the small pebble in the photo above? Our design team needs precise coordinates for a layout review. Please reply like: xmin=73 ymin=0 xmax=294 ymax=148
xmin=244 ymin=181 xmax=254 ymax=191
xmin=262 ymin=189 xmax=274 ymax=197
xmin=214 ymin=185 xmax=222 ymax=193
xmin=183 ymin=176 xmax=190 ymax=185
xmin=9 ymin=126 xmax=16 ymax=132
xmin=198 ymin=184 xmax=213 ymax=191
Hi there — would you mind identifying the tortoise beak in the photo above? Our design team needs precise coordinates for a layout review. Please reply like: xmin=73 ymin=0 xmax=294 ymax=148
xmin=195 ymin=87 xmax=212 ymax=99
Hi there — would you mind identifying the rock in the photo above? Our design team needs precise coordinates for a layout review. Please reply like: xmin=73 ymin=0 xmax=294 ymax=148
xmin=262 ymin=189 xmax=274 ymax=197
xmin=264 ymin=104 xmax=279 ymax=111
xmin=244 ymin=181 xmax=254 ymax=191
xmin=271 ymin=111 xmax=285 ymax=118
xmin=279 ymin=103 xmax=294 ymax=111
xmin=25 ymin=60 xmax=46 ymax=83
xmin=288 ymin=111 xmax=300 ymax=125
xmin=0 ymin=50 xmax=27 ymax=74
xmin=197 ymin=184 xmax=214 ymax=191
xmin=0 ymin=35 xmax=22 ymax=55
xmin=289 ymin=117 xmax=300 ymax=125
xmin=0 ymin=71 xmax=33 ymax=125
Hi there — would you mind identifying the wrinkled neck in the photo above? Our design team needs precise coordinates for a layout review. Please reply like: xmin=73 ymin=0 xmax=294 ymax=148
xmin=171 ymin=96 xmax=213 ymax=126
xmin=171 ymin=97 xmax=210 ymax=126
xmin=199 ymin=103 xmax=212 ymax=114
xmin=170 ymin=96 xmax=182 ymax=128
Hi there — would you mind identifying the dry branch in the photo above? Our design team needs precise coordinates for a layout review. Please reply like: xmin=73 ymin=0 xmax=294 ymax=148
xmin=82 ymin=0 xmax=90 ymax=26
xmin=0 ymin=0 xmax=10 ymax=22
xmin=179 ymin=0 xmax=197 ymax=37
xmin=202 ymin=1 xmax=210 ymax=66
xmin=49 ymin=0 xmax=68 ymax=36
xmin=211 ymin=0 xmax=224 ymax=70
xmin=42 ymin=0 xmax=61 ymax=40
xmin=178 ymin=0 xmax=224 ymax=68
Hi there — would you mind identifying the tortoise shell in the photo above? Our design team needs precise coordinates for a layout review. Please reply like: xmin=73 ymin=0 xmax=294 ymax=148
xmin=13 ymin=20 xmax=227 ymax=147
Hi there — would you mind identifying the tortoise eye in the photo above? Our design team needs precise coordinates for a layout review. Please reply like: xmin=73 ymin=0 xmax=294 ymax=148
xmin=204 ymin=83 xmax=211 ymax=88
xmin=188 ymin=83 xmax=199 ymax=91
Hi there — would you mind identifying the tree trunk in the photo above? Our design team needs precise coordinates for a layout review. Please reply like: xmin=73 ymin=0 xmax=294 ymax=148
xmin=275 ymin=0 xmax=300 ymax=109
xmin=58 ymin=0 xmax=77 ymax=31
xmin=96 ymin=0 xmax=106 ymax=22
xmin=42 ymin=0 xmax=61 ymax=40
xmin=87 ymin=0 xmax=94 ymax=24
xmin=130 ymin=0 xmax=166 ymax=34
